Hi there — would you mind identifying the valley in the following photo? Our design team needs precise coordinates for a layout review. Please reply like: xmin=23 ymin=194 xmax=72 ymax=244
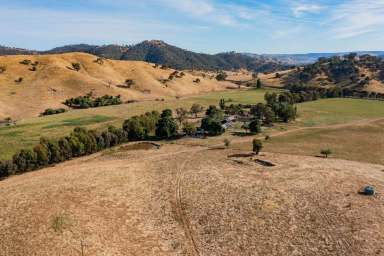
xmin=1 ymin=45 xmax=384 ymax=256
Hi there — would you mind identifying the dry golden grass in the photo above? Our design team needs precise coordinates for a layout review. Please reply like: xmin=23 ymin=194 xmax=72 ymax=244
xmin=0 ymin=143 xmax=383 ymax=255
xmin=258 ymin=69 xmax=292 ymax=88
xmin=0 ymin=53 xmax=234 ymax=119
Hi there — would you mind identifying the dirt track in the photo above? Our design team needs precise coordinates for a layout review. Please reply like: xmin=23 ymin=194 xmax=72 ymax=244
xmin=0 ymin=143 xmax=383 ymax=255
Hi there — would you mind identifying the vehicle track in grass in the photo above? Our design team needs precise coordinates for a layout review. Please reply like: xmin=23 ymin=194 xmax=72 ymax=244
xmin=175 ymin=152 xmax=200 ymax=256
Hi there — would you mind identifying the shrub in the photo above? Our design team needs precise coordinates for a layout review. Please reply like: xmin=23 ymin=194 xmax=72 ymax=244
xmin=41 ymin=108 xmax=66 ymax=116
xmin=252 ymin=139 xmax=263 ymax=155
xmin=71 ymin=63 xmax=81 ymax=71
xmin=19 ymin=59 xmax=31 ymax=65
xmin=216 ymin=72 xmax=227 ymax=81
xmin=15 ymin=77 xmax=23 ymax=83
xmin=183 ymin=122 xmax=196 ymax=136
xmin=125 ymin=79 xmax=134 ymax=88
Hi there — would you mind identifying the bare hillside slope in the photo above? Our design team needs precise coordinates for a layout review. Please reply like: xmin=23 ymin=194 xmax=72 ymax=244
xmin=0 ymin=53 xmax=232 ymax=119
xmin=0 ymin=143 xmax=383 ymax=255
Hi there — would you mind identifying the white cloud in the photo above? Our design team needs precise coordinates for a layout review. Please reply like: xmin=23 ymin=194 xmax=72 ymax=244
xmin=292 ymin=3 xmax=324 ymax=17
xmin=159 ymin=0 xmax=263 ymax=26
xmin=329 ymin=0 xmax=384 ymax=38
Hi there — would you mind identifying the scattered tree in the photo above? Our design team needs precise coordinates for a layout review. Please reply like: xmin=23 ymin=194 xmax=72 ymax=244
xmin=321 ymin=149 xmax=332 ymax=158
xmin=219 ymin=98 xmax=226 ymax=110
xmin=256 ymin=79 xmax=262 ymax=89
xmin=176 ymin=108 xmax=188 ymax=125
xmin=252 ymin=139 xmax=263 ymax=155
xmin=190 ymin=103 xmax=204 ymax=118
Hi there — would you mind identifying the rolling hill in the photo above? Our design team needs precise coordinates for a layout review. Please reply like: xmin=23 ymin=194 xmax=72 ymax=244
xmin=2 ymin=41 xmax=288 ymax=72
xmin=276 ymin=54 xmax=384 ymax=95
xmin=47 ymin=40 xmax=288 ymax=72
xmin=0 ymin=52 xmax=234 ymax=119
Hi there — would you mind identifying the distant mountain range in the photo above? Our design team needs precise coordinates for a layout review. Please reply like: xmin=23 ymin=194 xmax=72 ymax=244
xmin=252 ymin=52 xmax=384 ymax=65
xmin=1 ymin=41 xmax=383 ymax=70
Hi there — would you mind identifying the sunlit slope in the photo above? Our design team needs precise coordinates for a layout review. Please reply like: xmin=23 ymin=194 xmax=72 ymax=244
xmin=0 ymin=53 xmax=232 ymax=119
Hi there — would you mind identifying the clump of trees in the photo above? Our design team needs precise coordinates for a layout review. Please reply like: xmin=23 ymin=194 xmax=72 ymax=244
xmin=263 ymin=92 xmax=297 ymax=123
xmin=123 ymin=111 xmax=160 ymax=140
xmin=64 ymin=95 xmax=122 ymax=109
xmin=41 ymin=108 xmax=66 ymax=116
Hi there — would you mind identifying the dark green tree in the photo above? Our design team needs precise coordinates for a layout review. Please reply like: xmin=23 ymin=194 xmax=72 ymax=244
xmin=249 ymin=119 xmax=262 ymax=134
xmin=155 ymin=110 xmax=178 ymax=138
xmin=219 ymin=98 xmax=226 ymax=110
xmin=201 ymin=117 xmax=224 ymax=136
xmin=256 ymin=79 xmax=262 ymax=89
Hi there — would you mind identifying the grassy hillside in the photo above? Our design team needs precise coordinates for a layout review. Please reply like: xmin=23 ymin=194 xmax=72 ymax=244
xmin=47 ymin=40 xmax=288 ymax=72
xmin=0 ymin=52 xmax=233 ymax=119
xmin=282 ymin=54 xmax=384 ymax=95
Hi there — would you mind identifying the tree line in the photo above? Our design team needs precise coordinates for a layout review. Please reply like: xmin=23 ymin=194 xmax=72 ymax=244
xmin=0 ymin=109 xmax=181 ymax=179
xmin=64 ymin=95 xmax=122 ymax=109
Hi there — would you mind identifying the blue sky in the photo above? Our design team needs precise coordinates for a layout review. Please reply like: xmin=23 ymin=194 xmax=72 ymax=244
xmin=1 ymin=0 xmax=384 ymax=54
